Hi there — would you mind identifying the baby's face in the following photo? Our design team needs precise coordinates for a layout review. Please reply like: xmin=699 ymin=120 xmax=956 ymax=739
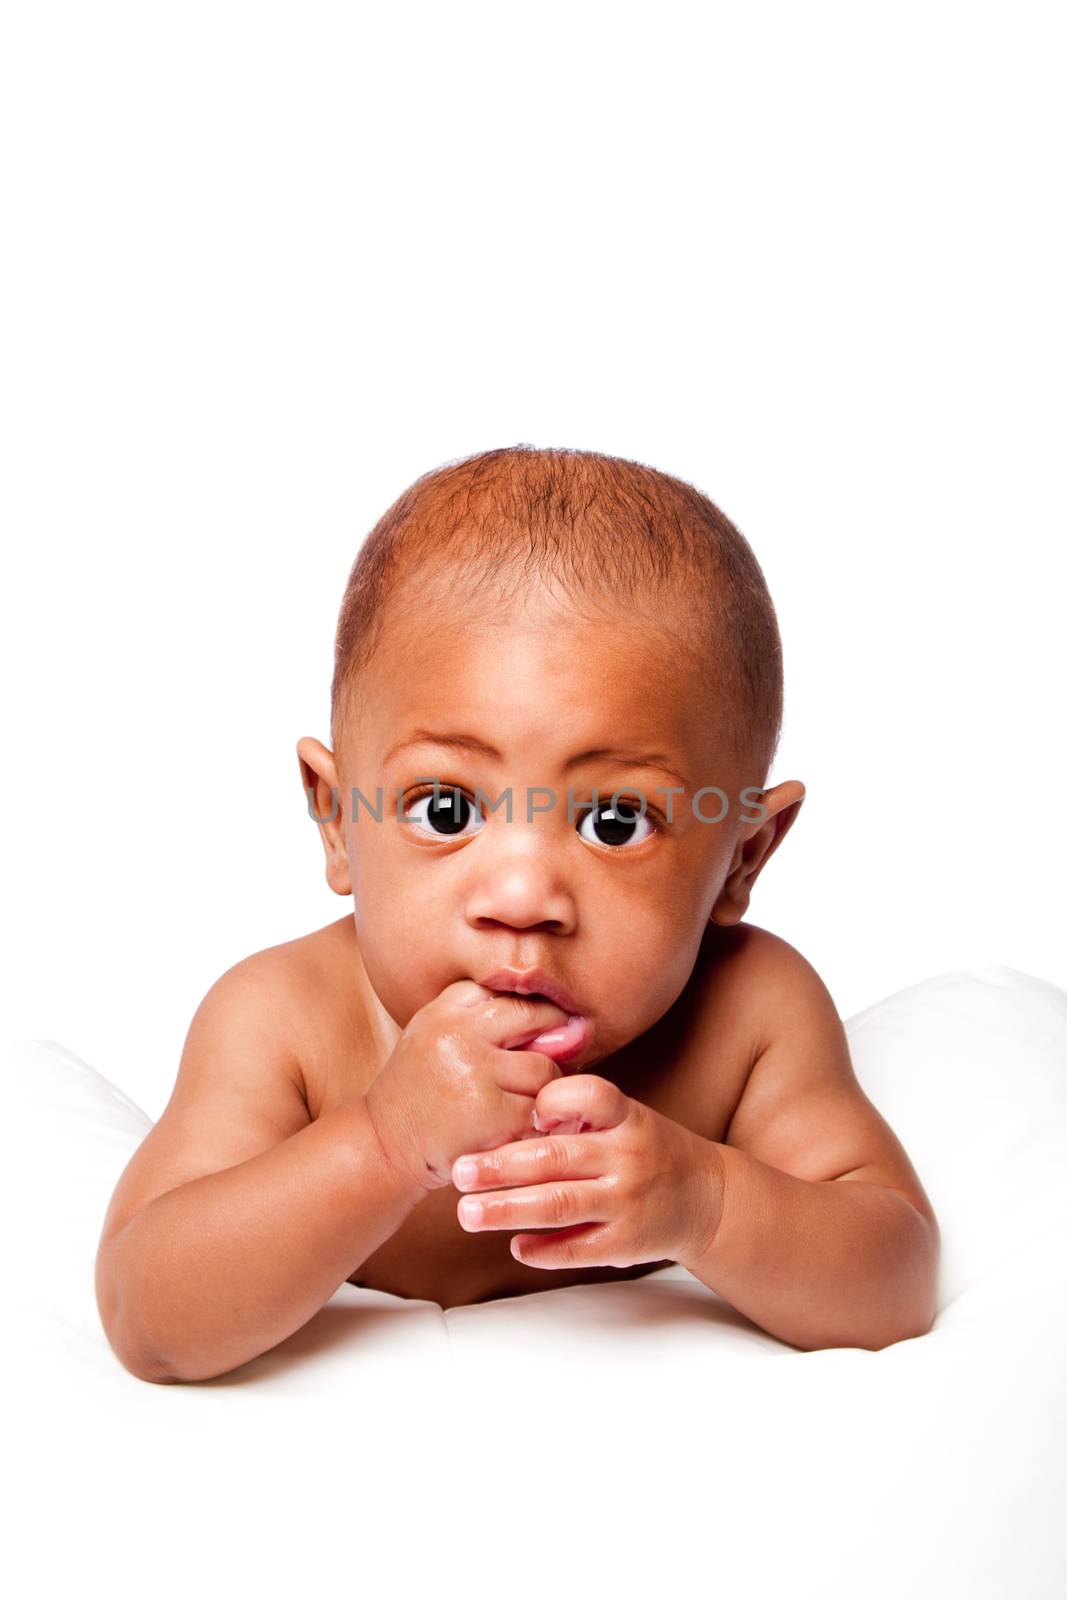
xmin=334 ymin=583 xmax=758 ymax=1069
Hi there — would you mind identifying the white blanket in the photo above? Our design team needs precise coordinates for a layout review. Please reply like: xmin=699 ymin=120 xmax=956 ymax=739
xmin=6 ymin=965 xmax=1067 ymax=1598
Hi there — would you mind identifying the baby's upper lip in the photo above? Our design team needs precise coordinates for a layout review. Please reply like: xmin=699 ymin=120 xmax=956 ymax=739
xmin=478 ymin=967 xmax=585 ymax=1017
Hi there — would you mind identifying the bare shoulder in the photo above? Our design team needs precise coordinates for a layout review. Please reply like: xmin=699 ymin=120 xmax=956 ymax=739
xmin=190 ymin=923 xmax=342 ymax=1080
xmin=671 ymin=920 xmax=815 ymax=1069
xmin=96 ymin=925 xmax=346 ymax=1252
xmin=247 ymin=916 xmax=357 ymax=1018
xmin=716 ymin=923 xmax=938 ymax=1226
xmin=707 ymin=921 xmax=841 ymax=1058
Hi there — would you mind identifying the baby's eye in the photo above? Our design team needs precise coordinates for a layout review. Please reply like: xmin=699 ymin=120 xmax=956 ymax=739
xmin=576 ymin=798 xmax=656 ymax=850
xmin=402 ymin=786 xmax=485 ymax=839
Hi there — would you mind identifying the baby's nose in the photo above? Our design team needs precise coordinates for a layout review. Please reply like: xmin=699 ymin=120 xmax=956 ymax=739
xmin=463 ymin=843 xmax=576 ymax=935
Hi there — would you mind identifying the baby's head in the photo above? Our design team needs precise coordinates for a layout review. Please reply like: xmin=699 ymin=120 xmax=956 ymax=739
xmin=298 ymin=445 xmax=804 ymax=1066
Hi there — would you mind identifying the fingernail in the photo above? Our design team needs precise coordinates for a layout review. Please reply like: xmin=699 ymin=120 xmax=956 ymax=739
xmin=458 ymin=1197 xmax=483 ymax=1228
xmin=454 ymin=1159 xmax=478 ymax=1188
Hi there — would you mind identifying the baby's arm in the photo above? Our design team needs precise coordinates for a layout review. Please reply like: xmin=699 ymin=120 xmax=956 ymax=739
xmin=447 ymin=929 xmax=940 ymax=1352
xmin=94 ymin=955 xmax=424 ymax=1384
xmin=682 ymin=931 xmax=941 ymax=1349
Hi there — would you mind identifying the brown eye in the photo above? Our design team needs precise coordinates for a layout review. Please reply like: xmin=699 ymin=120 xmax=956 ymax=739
xmin=402 ymin=786 xmax=485 ymax=838
xmin=577 ymin=798 xmax=655 ymax=850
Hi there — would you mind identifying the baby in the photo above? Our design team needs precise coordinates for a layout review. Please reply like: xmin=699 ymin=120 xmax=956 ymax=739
xmin=95 ymin=445 xmax=940 ymax=1382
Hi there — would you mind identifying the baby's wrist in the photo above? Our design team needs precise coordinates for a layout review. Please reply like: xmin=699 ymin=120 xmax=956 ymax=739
xmin=362 ymin=1084 xmax=439 ymax=1200
xmin=674 ymin=1136 xmax=728 ymax=1272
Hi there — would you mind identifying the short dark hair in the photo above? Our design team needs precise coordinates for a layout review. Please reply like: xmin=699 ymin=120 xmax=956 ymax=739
xmin=331 ymin=444 xmax=784 ymax=783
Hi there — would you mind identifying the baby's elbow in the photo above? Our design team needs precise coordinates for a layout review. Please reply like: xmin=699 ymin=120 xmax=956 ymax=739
xmin=125 ymin=1352 xmax=185 ymax=1385
xmin=852 ymin=1286 xmax=939 ymax=1351
xmin=856 ymin=1319 xmax=935 ymax=1354
xmin=793 ymin=1300 xmax=938 ymax=1354
xmin=99 ymin=1309 xmax=185 ymax=1383
xmin=96 ymin=1250 xmax=184 ymax=1383
xmin=105 ymin=1328 xmax=217 ymax=1384
xmin=98 ymin=1314 xmax=183 ymax=1383
xmin=101 ymin=1309 xmax=232 ymax=1383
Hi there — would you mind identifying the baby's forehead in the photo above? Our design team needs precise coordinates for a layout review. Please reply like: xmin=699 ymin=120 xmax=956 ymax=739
xmin=353 ymin=594 xmax=727 ymax=776
xmin=385 ymin=575 xmax=710 ymax=689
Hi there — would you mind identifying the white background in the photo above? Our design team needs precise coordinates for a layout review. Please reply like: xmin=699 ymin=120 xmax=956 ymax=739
xmin=2 ymin=2 xmax=1063 ymax=1119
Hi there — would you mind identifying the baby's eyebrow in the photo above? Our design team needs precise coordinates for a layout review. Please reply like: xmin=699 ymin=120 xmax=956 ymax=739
xmin=383 ymin=730 xmax=500 ymax=766
xmin=383 ymin=729 xmax=690 ymax=788
xmin=565 ymin=747 xmax=691 ymax=790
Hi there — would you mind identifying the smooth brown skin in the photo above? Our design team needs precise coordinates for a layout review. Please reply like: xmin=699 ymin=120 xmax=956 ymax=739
xmin=95 ymin=579 xmax=939 ymax=1382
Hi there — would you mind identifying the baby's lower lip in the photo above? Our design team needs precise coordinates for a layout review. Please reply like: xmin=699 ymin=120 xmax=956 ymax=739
xmin=507 ymin=1013 xmax=592 ymax=1068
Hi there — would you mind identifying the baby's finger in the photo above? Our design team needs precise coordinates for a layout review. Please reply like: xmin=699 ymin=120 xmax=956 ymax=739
xmin=456 ymin=1177 xmax=609 ymax=1234
xmin=466 ymin=990 xmax=575 ymax=1051
xmin=451 ymin=1134 xmax=602 ymax=1192
xmin=466 ymin=1090 xmax=554 ymax=1151
xmin=492 ymin=1048 xmax=562 ymax=1098
xmin=511 ymin=1221 xmax=615 ymax=1269
xmin=533 ymin=1073 xmax=630 ymax=1133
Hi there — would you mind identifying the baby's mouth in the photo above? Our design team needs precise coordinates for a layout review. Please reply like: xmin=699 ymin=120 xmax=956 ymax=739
xmin=479 ymin=968 xmax=593 ymax=1069
xmin=504 ymin=1010 xmax=593 ymax=1068
xmin=515 ymin=1017 xmax=591 ymax=1068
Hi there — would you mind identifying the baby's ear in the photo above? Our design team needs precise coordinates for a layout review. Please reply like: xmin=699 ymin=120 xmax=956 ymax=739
xmin=296 ymin=736 xmax=352 ymax=897
xmin=710 ymin=780 xmax=805 ymax=925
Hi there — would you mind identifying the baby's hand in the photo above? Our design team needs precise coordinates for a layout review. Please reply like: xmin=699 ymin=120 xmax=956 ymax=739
xmin=449 ymin=1076 xmax=725 ymax=1270
xmin=364 ymin=981 xmax=586 ymax=1194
